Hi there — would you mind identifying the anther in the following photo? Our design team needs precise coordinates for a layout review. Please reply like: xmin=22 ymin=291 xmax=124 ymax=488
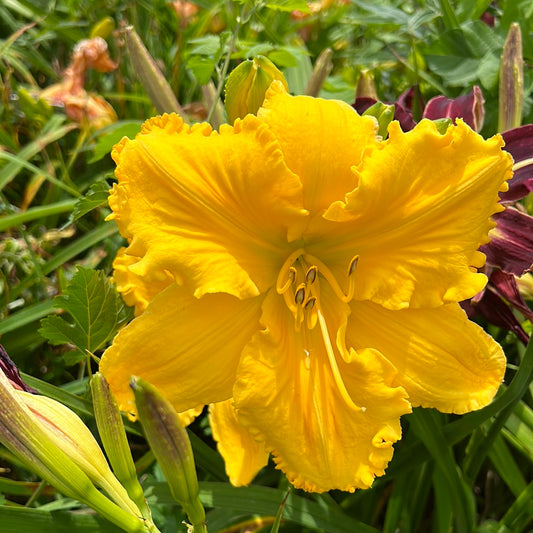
xmin=348 ymin=255 xmax=359 ymax=276
xmin=305 ymin=265 xmax=318 ymax=284
xmin=304 ymin=296 xmax=316 ymax=311
xmin=294 ymin=283 xmax=306 ymax=305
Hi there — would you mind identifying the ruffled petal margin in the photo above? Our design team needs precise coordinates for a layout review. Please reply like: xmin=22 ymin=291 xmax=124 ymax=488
xmin=108 ymin=112 xmax=306 ymax=300
xmin=346 ymin=300 xmax=506 ymax=414
xmin=321 ymin=119 xmax=512 ymax=310
xmin=233 ymin=288 xmax=410 ymax=492
xmin=209 ymin=399 xmax=269 ymax=486
xmin=112 ymin=247 xmax=175 ymax=315
xmin=100 ymin=283 xmax=263 ymax=418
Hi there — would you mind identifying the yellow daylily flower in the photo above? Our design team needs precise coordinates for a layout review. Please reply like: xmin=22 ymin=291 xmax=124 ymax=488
xmin=100 ymin=81 xmax=512 ymax=493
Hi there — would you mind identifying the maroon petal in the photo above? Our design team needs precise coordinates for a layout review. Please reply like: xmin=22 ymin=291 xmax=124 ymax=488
xmin=0 ymin=345 xmax=37 ymax=393
xmin=352 ymin=95 xmax=417 ymax=132
xmin=500 ymin=124 xmax=533 ymax=202
xmin=463 ymin=290 xmax=530 ymax=345
xmin=482 ymin=207 xmax=533 ymax=276
xmin=352 ymin=97 xmax=378 ymax=116
xmin=489 ymin=269 xmax=533 ymax=321
xmin=422 ymin=86 xmax=485 ymax=132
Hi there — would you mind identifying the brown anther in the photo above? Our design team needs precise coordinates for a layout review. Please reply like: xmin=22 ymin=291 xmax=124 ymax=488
xmin=294 ymin=283 xmax=306 ymax=305
xmin=305 ymin=265 xmax=318 ymax=284
xmin=304 ymin=296 xmax=316 ymax=311
xmin=348 ymin=256 xmax=359 ymax=276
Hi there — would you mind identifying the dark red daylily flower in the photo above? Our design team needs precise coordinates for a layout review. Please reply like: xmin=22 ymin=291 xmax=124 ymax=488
xmin=423 ymin=85 xmax=485 ymax=132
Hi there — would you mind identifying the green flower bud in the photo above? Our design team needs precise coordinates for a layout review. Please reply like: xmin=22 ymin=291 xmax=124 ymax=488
xmin=225 ymin=56 xmax=288 ymax=124
xmin=0 ymin=352 xmax=147 ymax=533
xmin=91 ymin=372 xmax=154 ymax=522
xmin=131 ymin=377 xmax=206 ymax=533
xmin=90 ymin=17 xmax=115 ymax=40
xmin=499 ymin=23 xmax=523 ymax=131
xmin=362 ymin=101 xmax=395 ymax=138
xmin=124 ymin=26 xmax=184 ymax=116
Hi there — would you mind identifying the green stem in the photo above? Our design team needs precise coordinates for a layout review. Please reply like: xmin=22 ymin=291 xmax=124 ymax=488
xmin=206 ymin=4 xmax=248 ymax=124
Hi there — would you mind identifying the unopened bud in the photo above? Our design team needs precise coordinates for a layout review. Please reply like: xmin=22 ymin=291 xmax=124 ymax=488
xmin=362 ymin=101 xmax=395 ymax=138
xmin=131 ymin=377 xmax=206 ymax=532
xmin=225 ymin=56 xmax=288 ymax=124
xmin=499 ymin=23 xmax=523 ymax=131
xmin=90 ymin=17 xmax=115 ymax=40
xmin=0 ymin=347 xmax=147 ymax=533
xmin=91 ymin=372 xmax=153 ymax=521
xmin=124 ymin=26 xmax=184 ymax=116
xmin=355 ymin=70 xmax=378 ymax=100
xmin=305 ymin=48 xmax=333 ymax=97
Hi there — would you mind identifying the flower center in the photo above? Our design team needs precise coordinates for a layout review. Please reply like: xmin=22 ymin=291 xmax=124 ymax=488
xmin=276 ymin=248 xmax=361 ymax=412
xmin=276 ymin=248 xmax=359 ymax=332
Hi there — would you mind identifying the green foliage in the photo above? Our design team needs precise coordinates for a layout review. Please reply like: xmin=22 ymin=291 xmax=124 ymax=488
xmin=39 ymin=267 xmax=133 ymax=363
xmin=70 ymin=180 xmax=112 ymax=223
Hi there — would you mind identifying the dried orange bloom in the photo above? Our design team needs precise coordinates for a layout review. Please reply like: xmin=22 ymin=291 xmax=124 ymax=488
xmin=39 ymin=37 xmax=117 ymax=128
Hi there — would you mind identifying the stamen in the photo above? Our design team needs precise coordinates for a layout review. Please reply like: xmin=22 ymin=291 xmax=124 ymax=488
xmin=348 ymin=255 xmax=359 ymax=276
xmin=304 ymin=296 xmax=316 ymax=311
xmin=305 ymin=265 xmax=318 ymax=284
xmin=304 ymin=254 xmax=359 ymax=303
xmin=294 ymin=284 xmax=306 ymax=305
xmin=317 ymin=310 xmax=360 ymax=412
xmin=276 ymin=248 xmax=305 ymax=295
xmin=304 ymin=297 xmax=318 ymax=330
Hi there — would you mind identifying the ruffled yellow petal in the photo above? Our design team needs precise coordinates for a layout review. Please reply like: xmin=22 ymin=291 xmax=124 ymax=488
xmin=258 ymin=81 xmax=379 ymax=218
xmin=346 ymin=300 xmax=506 ymax=414
xmin=209 ymin=399 xmax=269 ymax=486
xmin=233 ymin=287 xmax=410 ymax=492
xmin=113 ymin=247 xmax=174 ymax=315
xmin=320 ymin=119 xmax=513 ymax=309
xmin=109 ymin=113 xmax=307 ymax=300
xmin=100 ymin=283 xmax=263 ymax=418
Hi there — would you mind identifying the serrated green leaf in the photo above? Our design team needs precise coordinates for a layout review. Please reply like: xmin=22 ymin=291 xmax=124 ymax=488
xmin=38 ymin=267 xmax=133 ymax=361
xmin=70 ymin=180 xmax=111 ymax=223
xmin=187 ymin=55 xmax=216 ymax=85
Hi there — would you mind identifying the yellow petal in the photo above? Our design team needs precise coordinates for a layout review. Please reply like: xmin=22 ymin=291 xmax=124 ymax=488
xmin=112 ymin=247 xmax=175 ymax=315
xmin=346 ymin=300 xmax=506 ymax=414
xmin=109 ymin=113 xmax=306 ymax=300
xmin=258 ymin=81 xmax=379 ymax=217
xmin=209 ymin=399 xmax=269 ymax=486
xmin=100 ymin=283 xmax=263 ymax=418
xmin=233 ymin=288 xmax=410 ymax=492
xmin=321 ymin=119 xmax=513 ymax=309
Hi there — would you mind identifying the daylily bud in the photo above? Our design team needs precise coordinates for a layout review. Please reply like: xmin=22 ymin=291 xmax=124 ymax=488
xmin=355 ymin=70 xmax=378 ymax=100
xmin=305 ymin=48 xmax=333 ymax=97
xmin=90 ymin=17 xmax=115 ymax=40
xmin=91 ymin=372 xmax=153 ymax=521
xmin=123 ymin=26 xmax=184 ymax=116
xmin=0 ymin=347 xmax=147 ymax=533
xmin=499 ymin=23 xmax=523 ymax=132
xmin=225 ymin=56 xmax=288 ymax=124
xmin=516 ymin=272 xmax=533 ymax=301
xmin=362 ymin=101 xmax=395 ymax=138
xmin=131 ymin=377 xmax=206 ymax=533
